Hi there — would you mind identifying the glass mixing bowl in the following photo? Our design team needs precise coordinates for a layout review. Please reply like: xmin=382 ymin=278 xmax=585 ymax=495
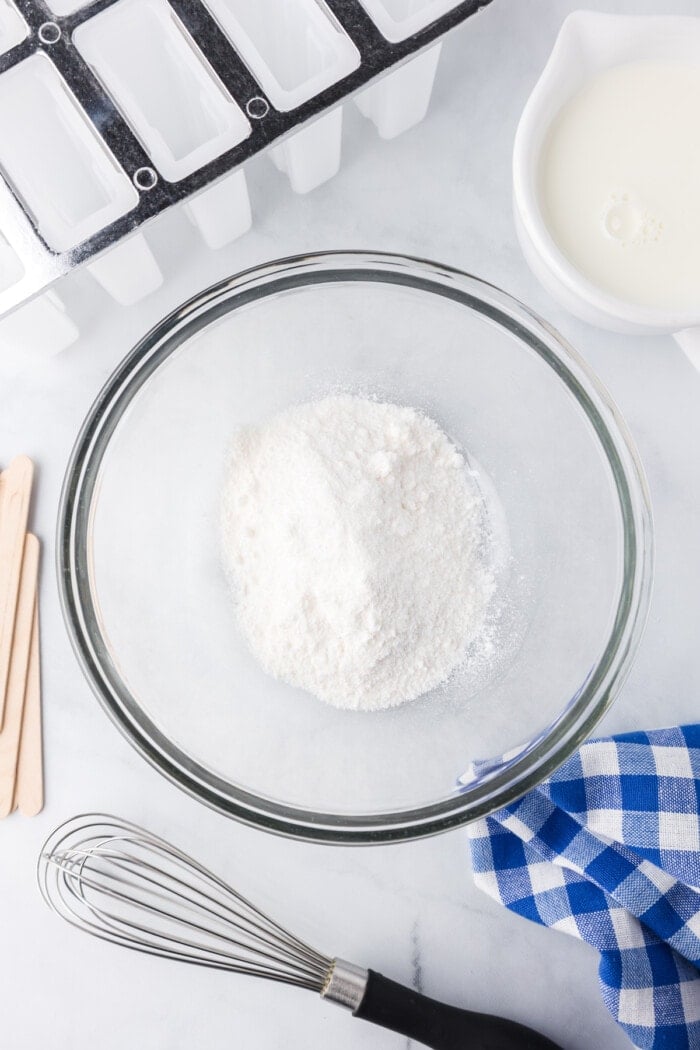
xmin=59 ymin=251 xmax=653 ymax=843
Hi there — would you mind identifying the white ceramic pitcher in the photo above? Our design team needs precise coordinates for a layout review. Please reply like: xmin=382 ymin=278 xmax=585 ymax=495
xmin=513 ymin=10 xmax=700 ymax=369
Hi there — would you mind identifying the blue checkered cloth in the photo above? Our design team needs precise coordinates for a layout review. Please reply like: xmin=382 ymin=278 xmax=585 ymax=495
xmin=466 ymin=726 xmax=700 ymax=1050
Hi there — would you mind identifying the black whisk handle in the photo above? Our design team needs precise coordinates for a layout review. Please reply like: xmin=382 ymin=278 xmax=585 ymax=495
xmin=354 ymin=970 xmax=563 ymax=1050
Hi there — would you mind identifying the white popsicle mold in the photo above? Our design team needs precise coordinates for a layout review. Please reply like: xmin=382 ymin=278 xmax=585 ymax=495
xmin=203 ymin=0 xmax=359 ymax=193
xmin=86 ymin=233 xmax=163 ymax=305
xmin=44 ymin=0 xmax=96 ymax=13
xmin=355 ymin=43 xmax=442 ymax=139
xmin=0 ymin=0 xmax=27 ymax=55
xmin=0 ymin=54 xmax=138 ymax=252
xmin=357 ymin=0 xmax=464 ymax=42
xmin=0 ymin=235 xmax=24 ymax=294
xmin=269 ymin=108 xmax=344 ymax=194
xmin=184 ymin=170 xmax=252 ymax=249
xmin=0 ymin=0 xmax=483 ymax=347
xmin=74 ymin=0 xmax=251 ymax=183
xmin=0 ymin=290 xmax=78 ymax=359
xmin=202 ymin=0 xmax=361 ymax=112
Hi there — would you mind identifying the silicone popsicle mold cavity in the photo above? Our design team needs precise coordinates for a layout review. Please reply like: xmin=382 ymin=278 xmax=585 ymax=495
xmin=201 ymin=0 xmax=361 ymax=112
xmin=358 ymin=0 xmax=463 ymax=42
xmin=200 ymin=0 xmax=361 ymax=192
xmin=45 ymin=0 xmax=95 ymax=13
xmin=74 ymin=0 xmax=251 ymax=182
xmin=0 ymin=54 xmax=137 ymax=252
xmin=0 ymin=0 xmax=27 ymax=54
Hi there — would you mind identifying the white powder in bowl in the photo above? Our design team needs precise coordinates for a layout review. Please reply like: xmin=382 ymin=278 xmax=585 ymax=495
xmin=221 ymin=395 xmax=497 ymax=711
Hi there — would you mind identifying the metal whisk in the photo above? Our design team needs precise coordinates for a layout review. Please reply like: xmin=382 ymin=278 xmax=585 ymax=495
xmin=39 ymin=815 xmax=561 ymax=1050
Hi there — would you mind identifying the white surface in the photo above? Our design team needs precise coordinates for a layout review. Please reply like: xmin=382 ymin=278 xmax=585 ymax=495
xmin=0 ymin=1 xmax=698 ymax=1048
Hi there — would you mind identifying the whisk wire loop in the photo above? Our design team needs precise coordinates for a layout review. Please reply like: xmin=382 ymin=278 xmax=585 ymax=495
xmin=62 ymin=845 xmax=323 ymax=973
xmin=39 ymin=815 xmax=333 ymax=990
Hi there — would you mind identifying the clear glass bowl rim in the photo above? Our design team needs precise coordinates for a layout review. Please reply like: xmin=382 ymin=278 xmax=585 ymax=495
xmin=57 ymin=250 xmax=654 ymax=844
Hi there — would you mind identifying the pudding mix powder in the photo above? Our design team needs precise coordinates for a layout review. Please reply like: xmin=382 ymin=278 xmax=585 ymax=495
xmin=221 ymin=396 xmax=497 ymax=711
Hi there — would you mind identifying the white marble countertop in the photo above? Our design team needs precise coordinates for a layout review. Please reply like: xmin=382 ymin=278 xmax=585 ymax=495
xmin=2 ymin=1 xmax=699 ymax=1047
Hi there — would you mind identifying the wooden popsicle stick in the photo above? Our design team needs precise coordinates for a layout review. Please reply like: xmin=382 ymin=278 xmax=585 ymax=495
xmin=0 ymin=534 xmax=38 ymax=819
xmin=0 ymin=456 xmax=34 ymax=728
xmin=14 ymin=598 xmax=42 ymax=817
